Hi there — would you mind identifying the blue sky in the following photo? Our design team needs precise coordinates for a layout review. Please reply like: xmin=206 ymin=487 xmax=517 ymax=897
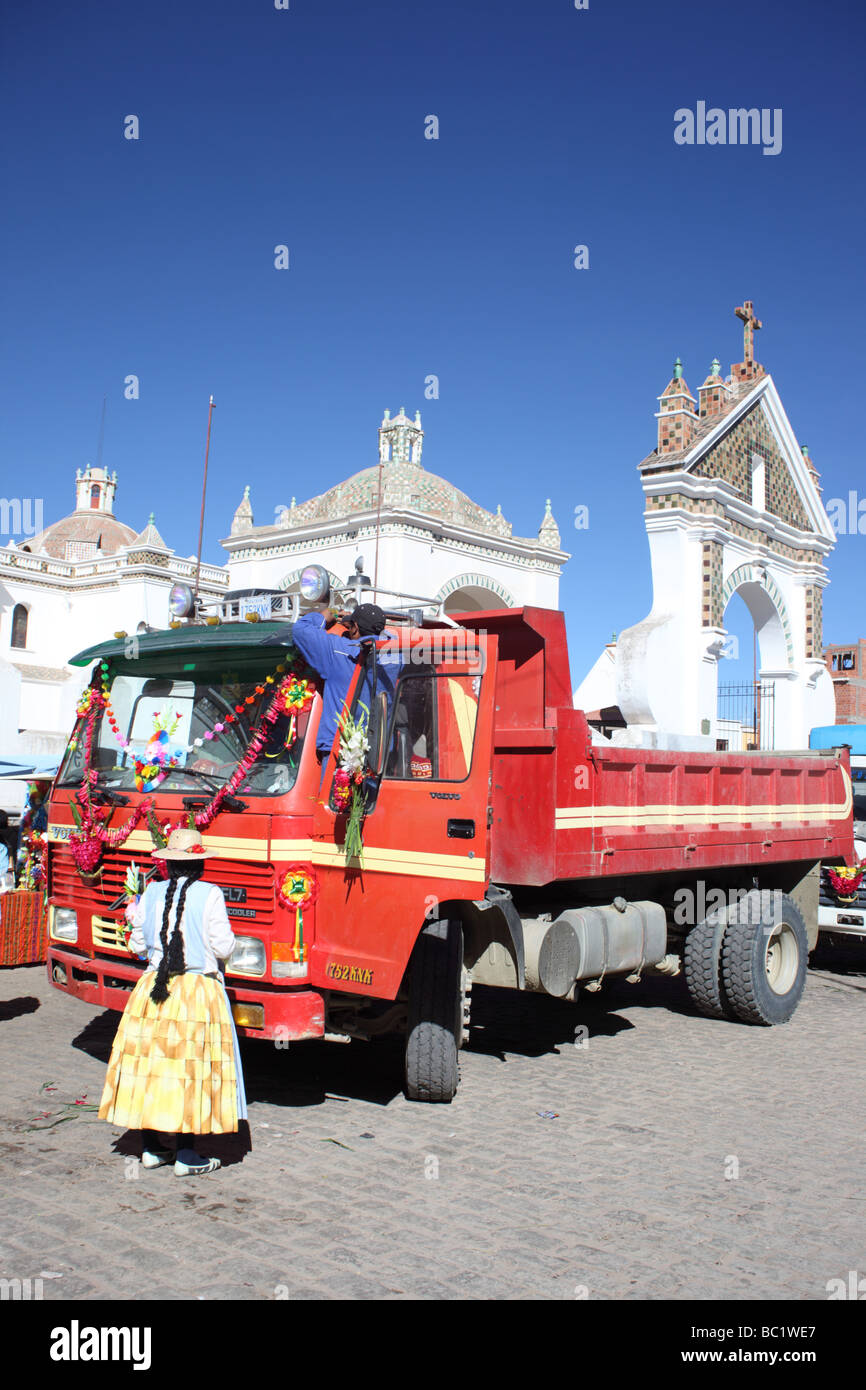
xmin=1 ymin=0 xmax=864 ymax=689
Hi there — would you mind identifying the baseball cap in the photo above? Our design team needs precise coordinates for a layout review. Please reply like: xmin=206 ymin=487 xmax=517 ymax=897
xmin=352 ymin=603 xmax=386 ymax=636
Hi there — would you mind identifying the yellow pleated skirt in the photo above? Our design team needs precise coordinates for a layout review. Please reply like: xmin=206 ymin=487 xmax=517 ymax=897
xmin=98 ymin=970 xmax=246 ymax=1135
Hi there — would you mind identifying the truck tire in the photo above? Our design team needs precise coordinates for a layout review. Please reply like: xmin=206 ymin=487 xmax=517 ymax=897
xmin=405 ymin=917 xmax=463 ymax=1103
xmin=683 ymin=909 xmax=734 ymax=1019
xmin=721 ymin=890 xmax=808 ymax=1025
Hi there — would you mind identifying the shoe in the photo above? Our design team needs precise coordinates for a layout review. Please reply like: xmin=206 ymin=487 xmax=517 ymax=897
xmin=174 ymin=1157 xmax=222 ymax=1176
xmin=141 ymin=1149 xmax=174 ymax=1169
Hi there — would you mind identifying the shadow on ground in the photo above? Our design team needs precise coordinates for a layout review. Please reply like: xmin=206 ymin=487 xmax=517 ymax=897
xmin=0 ymin=995 xmax=40 ymax=1022
xmin=69 ymin=973 xmax=704 ymax=1119
xmin=810 ymin=940 xmax=866 ymax=977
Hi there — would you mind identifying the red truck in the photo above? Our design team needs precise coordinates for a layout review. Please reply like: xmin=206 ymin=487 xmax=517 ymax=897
xmin=46 ymin=602 xmax=856 ymax=1101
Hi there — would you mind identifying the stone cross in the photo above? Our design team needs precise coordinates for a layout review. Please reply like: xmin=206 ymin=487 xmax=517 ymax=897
xmin=735 ymin=300 xmax=762 ymax=365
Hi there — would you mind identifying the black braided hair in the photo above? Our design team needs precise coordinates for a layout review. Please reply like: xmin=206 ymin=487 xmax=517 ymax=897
xmin=149 ymin=860 xmax=205 ymax=1003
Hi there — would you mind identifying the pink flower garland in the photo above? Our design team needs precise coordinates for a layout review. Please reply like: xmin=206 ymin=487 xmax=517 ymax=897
xmin=67 ymin=667 xmax=310 ymax=871
xmin=192 ymin=674 xmax=303 ymax=829
xmin=69 ymin=691 xmax=154 ymax=873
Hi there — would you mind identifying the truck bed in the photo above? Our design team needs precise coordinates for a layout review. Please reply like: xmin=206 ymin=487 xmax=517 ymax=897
xmin=456 ymin=608 xmax=854 ymax=887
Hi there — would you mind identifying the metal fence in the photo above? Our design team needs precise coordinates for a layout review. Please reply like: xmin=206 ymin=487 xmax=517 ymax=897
xmin=717 ymin=682 xmax=776 ymax=750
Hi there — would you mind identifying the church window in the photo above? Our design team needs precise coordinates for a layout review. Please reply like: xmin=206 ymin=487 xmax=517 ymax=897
xmin=11 ymin=604 xmax=28 ymax=648
xmin=751 ymin=454 xmax=766 ymax=511
xmin=90 ymin=484 xmax=100 ymax=509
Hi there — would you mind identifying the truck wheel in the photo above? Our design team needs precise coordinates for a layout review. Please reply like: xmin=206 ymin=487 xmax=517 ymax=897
xmin=683 ymin=910 xmax=734 ymax=1019
xmin=721 ymin=891 xmax=808 ymax=1026
xmin=405 ymin=918 xmax=463 ymax=1103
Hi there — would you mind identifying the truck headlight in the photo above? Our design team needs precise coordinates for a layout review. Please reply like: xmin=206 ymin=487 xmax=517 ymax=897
xmin=50 ymin=908 xmax=78 ymax=943
xmin=227 ymin=936 xmax=266 ymax=977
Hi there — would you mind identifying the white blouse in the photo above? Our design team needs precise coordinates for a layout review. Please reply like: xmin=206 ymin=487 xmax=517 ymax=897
xmin=128 ymin=881 xmax=237 ymax=974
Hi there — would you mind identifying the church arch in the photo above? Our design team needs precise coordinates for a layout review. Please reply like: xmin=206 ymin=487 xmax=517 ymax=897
xmin=437 ymin=573 xmax=515 ymax=614
xmin=719 ymin=564 xmax=794 ymax=668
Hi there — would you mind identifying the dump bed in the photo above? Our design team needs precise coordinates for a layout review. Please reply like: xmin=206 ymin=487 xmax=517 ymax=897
xmin=456 ymin=608 xmax=854 ymax=886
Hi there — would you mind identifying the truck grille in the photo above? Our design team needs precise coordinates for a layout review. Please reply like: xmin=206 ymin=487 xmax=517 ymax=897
xmin=51 ymin=845 xmax=277 ymax=945
xmin=92 ymin=916 xmax=127 ymax=951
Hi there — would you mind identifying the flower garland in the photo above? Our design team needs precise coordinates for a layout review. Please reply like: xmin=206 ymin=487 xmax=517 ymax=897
xmin=66 ymin=650 xmax=312 ymax=874
xmin=190 ymin=671 xmax=312 ymax=830
xmin=334 ymin=706 xmax=370 ymax=865
xmin=96 ymin=656 xmax=304 ymax=758
xmin=278 ymin=865 xmax=319 ymax=962
xmin=68 ymin=688 xmax=153 ymax=874
xmin=826 ymin=864 xmax=864 ymax=901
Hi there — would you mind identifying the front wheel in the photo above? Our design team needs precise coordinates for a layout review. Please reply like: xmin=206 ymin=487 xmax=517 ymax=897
xmin=405 ymin=917 xmax=463 ymax=1102
xmin=721 ymin=890 xmax=808 ymax=1025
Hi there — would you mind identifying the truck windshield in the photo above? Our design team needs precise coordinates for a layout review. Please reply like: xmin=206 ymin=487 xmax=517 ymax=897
xmin=57 ymin=660 xmax=315 ymax=798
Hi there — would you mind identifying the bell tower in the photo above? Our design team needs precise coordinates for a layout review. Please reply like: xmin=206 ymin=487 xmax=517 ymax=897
xmin=75 ymin=464 xmax=118 ymax=515
xmin=378 ymin=407 xmax=424 ymax=465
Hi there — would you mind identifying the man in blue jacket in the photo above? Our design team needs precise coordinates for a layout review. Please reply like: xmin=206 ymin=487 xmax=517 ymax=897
xmin=291 ymin=602 xmax=392 ymax=765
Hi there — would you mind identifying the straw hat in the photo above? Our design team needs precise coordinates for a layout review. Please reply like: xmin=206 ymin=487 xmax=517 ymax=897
xmin=152 ymin=827 xmax=216 ymax=861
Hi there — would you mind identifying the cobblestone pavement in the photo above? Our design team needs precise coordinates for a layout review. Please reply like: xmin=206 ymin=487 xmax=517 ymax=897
xmin=1 ymin=946 xmax=864 ymax=1302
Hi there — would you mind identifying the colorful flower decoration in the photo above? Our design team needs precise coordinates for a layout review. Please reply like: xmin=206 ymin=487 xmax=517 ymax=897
xmin=334 ymin=707 xmax=370 ymax=865
xmin=278 ymin=864 xmax=319 ymax=962
xmin=133 ymin=710 xmax=182 ymax=792
xmin=269 ymin=677 xmax=314 ymax=757
xmin=826 ymin=864 xmax=864 ymax=901
xmin=66 ymin=651 xmax=312 ymax=875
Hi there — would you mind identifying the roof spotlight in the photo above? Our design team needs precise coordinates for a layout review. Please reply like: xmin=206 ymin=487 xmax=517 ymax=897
xmin=299 ymin=564 xmax=330 ymax=603
xmin=168 ymin=582 xmax=194 ymax=619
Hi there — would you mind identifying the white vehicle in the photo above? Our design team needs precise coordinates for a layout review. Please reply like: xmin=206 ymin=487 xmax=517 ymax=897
xmin=810 ymin=726 xmax=866 ymax=943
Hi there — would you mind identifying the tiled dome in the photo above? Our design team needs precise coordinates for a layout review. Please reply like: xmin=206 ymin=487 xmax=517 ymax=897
xmin=22 ymin=512 xmax=138 ymax=560
xmin=22 ymin=464 xmax=138 ymax=560
xmin=285 ymin=461 xmax=513 ymax=539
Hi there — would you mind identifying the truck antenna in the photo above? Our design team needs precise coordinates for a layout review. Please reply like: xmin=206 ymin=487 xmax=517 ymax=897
xmin=372 ymin=454 xmax=384 ymax=603
xmin=193 ymin=395 xmax=215 ymax=605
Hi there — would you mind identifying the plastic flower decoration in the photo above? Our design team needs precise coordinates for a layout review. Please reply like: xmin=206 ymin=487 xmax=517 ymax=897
xmin=278 ymin=865 xmax=319 ymax=963
xmin=826 ymin=864 xmax=864 ymax=900
xmin=134 ymin=710 xmax=182 ymax=792
xmin=335 ymin=706 xmax=370 ymax=865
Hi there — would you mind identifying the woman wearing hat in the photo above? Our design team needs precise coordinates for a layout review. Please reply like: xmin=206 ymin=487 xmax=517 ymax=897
xmin=98 ymin=828 xmax=247 ymax=1176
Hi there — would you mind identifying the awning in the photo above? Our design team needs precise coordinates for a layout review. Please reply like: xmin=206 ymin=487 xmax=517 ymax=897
xmin=0 ymin=760 xmax=59 ymax=781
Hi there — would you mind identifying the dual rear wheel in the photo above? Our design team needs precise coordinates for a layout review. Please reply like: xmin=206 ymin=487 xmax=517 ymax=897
xmin=404 ymin=892 xmax=809 ymax=1103
xmin=684 ymin=889 xmax=808 ymax=1025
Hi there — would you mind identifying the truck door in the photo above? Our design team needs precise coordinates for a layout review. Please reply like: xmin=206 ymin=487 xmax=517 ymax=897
xmin=310 ymin=633 xmax=497 ymax=1000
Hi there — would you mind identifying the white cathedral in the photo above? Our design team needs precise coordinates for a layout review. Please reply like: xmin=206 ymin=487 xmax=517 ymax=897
xmin=0 ymin=409 xmax=567 ymax=768
xmin=226 ymin=407 xmax=565 ymax=613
